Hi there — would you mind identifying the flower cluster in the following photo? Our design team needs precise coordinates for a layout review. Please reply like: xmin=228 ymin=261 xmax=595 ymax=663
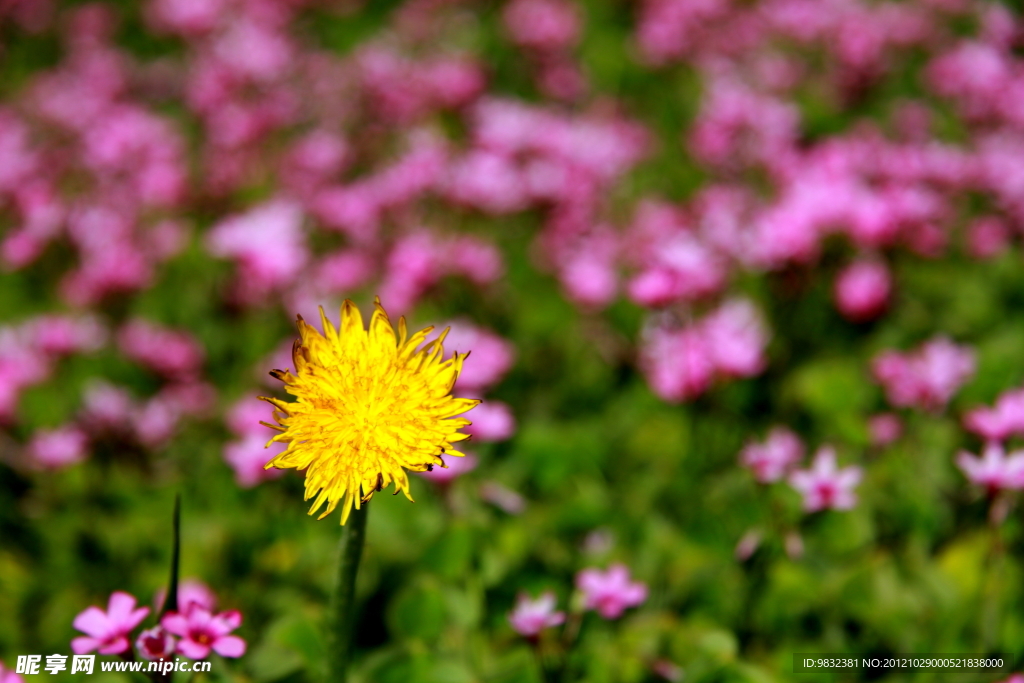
xmin=70 ymin=582 xmax=245 ymax=662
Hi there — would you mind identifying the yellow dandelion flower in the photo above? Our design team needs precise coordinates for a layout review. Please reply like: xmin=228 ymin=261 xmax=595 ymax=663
xmin=260 ymin=298 xmax=480 ymax=524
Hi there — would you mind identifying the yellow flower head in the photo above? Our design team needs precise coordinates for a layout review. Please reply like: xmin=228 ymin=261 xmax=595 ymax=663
xmin=260 ymin=298 xmax=480 ymax=524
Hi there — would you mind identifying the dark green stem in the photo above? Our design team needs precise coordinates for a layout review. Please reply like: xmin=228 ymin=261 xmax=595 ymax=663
xmin=327 ymin=504 xmax=369 ymax=683
xmin=159 ymin=494 xmax=181 ymax=618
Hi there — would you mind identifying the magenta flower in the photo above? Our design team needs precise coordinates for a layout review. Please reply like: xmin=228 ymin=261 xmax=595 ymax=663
xmin=788 ymin=447 xmax=863 ymax=512
xmin=0 ymin=662 xmax=23 ymax=683
xmin=135 ymin=626 xmax=176 ymax=661
xmin=957 ymin=443 xmax=1024 ymax=495
xmin=71 ymin=591 xmax=151 ymax=655
xmin=161 ymin=606 xmax=246 ymax=659
xmin=26 ymin=425 xmax=89 ymax=470
xmin=154 ymin=578 xmax=218 ymax=614
xmin=740 ymin=427 xmax=804 ymax=483
xmin=463 ymin=401 xmax=516 ymax=442
xmin=868 ymin=413 xmax=903 ymax=447
xmin=834 ymin=260 xmax=891 ymax=322
xmin=872 ymin=337 xmax=976 ymax=411
xmin=480 ymin=481 xmax=526 ymax=515
xmin=964 ymin=388 xmax=1024 ymax=441
xmin=224 ymin=433 xmax=286 ymax=488
xmin=576 ymin=564 xmax=648 ymax=619
xmin=508 ymin=592 xmax=565 ymax=638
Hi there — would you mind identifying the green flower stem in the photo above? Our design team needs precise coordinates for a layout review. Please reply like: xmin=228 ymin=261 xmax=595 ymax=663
xmin=327 ymin=503 xmax=369 ymax=683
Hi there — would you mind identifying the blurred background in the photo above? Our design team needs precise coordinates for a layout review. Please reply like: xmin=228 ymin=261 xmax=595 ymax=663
xmin=2 ymin=0 xmax=1024 ymax=681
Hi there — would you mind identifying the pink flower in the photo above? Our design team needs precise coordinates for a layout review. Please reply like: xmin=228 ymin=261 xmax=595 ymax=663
xmin=117 ymin=320 xmax=205 ymax=380
xmin=464 ymin=401 xmax=516 ymax=442
xmin=966 ymin=217 xmax=1011 ymax=259
xmin=154 ymin=579 xmax=218 ymax=614
xmin=27 ymin=425 xmax=89 ymax=469
xmin=701 ymin=299 xmax=768 ymax=377
xmin=135 ymin=626 xmax=176 ymax=661
xmin=868 ymin=413 xmax=903 ymax=447
xmin=418 ymin=452 xmax=478 ymax=484
xmin=576 ymin=564 xmax=648 ymax=619
xmin=442 ymin=322 xmax=514 ymax=392
xmin=224 ymin=433 xmax=286 ymax=488
xmin=0 ymin=662 xmax=23 ymax=683
xmin=872 ymin=337 xmax=976 ymax=411
xmin=740 ymin=427 xmax=804 ymax=483
xmin=508 ymin=592 xmax=565 ymax=637
xmin=503 ymin=0 xmax=580 ymax=50
xmin=639 ymin=326 xmax=714 ymax=402
xmin=72 ymin=591 xmax=151 ymax=655
xmin=964 ymin=388 xmax=1024 ymax=441
xmin=834 ymin=260 xmax=891 ymax=322
xmin=161 ymin=606 xmax=246 ymax=659
xmin=957 ymin=443 xmax=1024 ymax=494
xmin=788 ymin=447 xmax=863 ymax=512
xmin=734 ymin=530 xmax=761 ymax=561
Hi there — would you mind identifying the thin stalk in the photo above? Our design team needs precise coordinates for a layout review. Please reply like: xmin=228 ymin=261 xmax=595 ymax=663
xmin=327 ymin=504 xmax=369 ymax=683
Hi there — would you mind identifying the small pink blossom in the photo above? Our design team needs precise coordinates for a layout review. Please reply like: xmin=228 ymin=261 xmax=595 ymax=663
xmin=503 ymin=0 xmax=580 ymax=50
xmin=734 ymin=530 xmax=761 ymax=561
xmin=740 ymin=427 xmax=804 ymax=483
xmin=701 ymin=299 xmax=768 ymax=377
xmin=964 ymin=388 xmax=1024 ymax=441
xmin=0 ymin=662 xmax=23 ymax=683
xmin=155 ymin=579 xmax=218 ymax=614
xmin=576 ymin=564 xmax=648 ymax=619
xmin=442 ymin=322 xmax=514 ymax=392
xmin=27 ymin=425 xmax=89 ymax=469
xmin=508 ymin=592 xmax=565 ymax=637
xmin=957 ymin=442 xmax=1024 ymax=494
xmin=639 ymin=326 xmax=714 ymax=402
xmin=161 ymin=606 xmax=246 ymax=659
xmin=872 ymin=337 xmax=976 ymax=411
xmin=135 ymin=626 xmax=176 ymax=661
xmin=117 ymin=319 xmax=205 ymax=380
xmin=464 ymin=401 xmax=516 ymax=442
xmin=834 ymin=260 xmax=891 ymax=322
xmin=966 ymin=217 xmax=1011 ymax=259
xmin=419 ymin=452 xmax=478 ymax=484
xmin=652 ymin=660 xmax=684 ymax=682
xmin=72 ymin=591 xmax=150 ymax=655
xmin=868 ymin=413 xmax=903 ymax=447
xmin=788 ymin=447 xmax=863 ymax=512
xmin=224 ymin=433 xmax=286 ymax=487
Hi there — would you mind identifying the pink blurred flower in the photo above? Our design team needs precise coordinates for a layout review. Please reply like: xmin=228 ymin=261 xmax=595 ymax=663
xmin=966 ymin=216 xmax=1011 ymax=259
xmin=872 ymin=337 xmax=976 ymax=411
xmin=834 ymin=260 xmax=891 ymax=322
xmin=576 ymin=564 xmax=648 ymax=619
xmin=652 ymin=660 xmax=684 ymax=682
xmin=155 ymin=579 xmax=217 ymax=614
xmin=0 ymin=662 xmax=23 ymax=683
xmin=464 ymin=401 xmax=516 ymax=442
xmin=640 ymin=326 xmax=714 ymax=402
xmin=135 ymin=626 xmax=176 ymax=661
xmin=226 ymin=397 xmax=274 ymax=437
xmin=868 ymin=413 xmax=903 ymax=447
xmin=443 ymin=322 xmax=514 ymax=392
xmin=734 ymin=530 xmax=761 ymax=561
xmin=503 ymin=0 xmax=580 ymax=50
xmin=740 ymin=427 xmax=804 ymax=483
xmin=480 ymin=481 xmax=526 ymax=514
xmin=71 ymin=591 xmax=150 ymax=655
xmin=957 ymin=442 xmax=1024 ymax=494
xmin=789 ymin=447 xmax=863 ymax=512
xmin=701 ymin=299 xmax=768 ymax=377
xmin=206 ymin=200 xmax=308 ymax=296
xmin=964 ymin=388 xmax=1024 ymax=441
xmin=27 ymin=315 xmax=105 ymax=355
xmin=224 ymin=433 xmax=286 ymax=487
xmin=117 ymin=319 xmax=204 ymax=380
xmin=419 ymin=452 xmax=478 ymax=484
xmin=81 ymin=381 xmax=134 ymax=431
xmin=508 ymin=592 xmax=565 ymax=637
xmin=161 ymin=606 xmax=246 ymax=659
xmin=27 ymin=425 xmax=89 ymax=469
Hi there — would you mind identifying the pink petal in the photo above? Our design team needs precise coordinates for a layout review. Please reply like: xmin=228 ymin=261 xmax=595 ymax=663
xmin=218 ymin=609 xmax=242 ymax=631
xmin=177 ymin=639 xmax=211 ymax=660
xmin=212 ymin=635 xmax=246 ymax=658
xmin=71 ymin=636 xmax=101 ymax=654
xmin=106 ymin=591 xmax=139 ymax=625
xmin=73 ymin=607 xmax=111 ymax=638
xmin=161 ymin=612 xmax=190 ymax=636
xmin=98 ymin=636 xmax=131 ymax=655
